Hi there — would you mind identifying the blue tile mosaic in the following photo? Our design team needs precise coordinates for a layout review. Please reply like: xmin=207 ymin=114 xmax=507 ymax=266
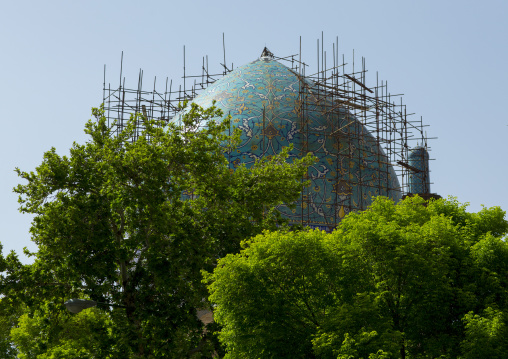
xmin=408 ymin=146 xmax=430 ymax=194
xmin=181 ymin=56 xmax=401 ymax=229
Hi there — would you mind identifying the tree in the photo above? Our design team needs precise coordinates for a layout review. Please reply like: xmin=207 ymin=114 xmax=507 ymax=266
xmin=0 ymin=244 xmax=27 ymax=359
xmin=5 ymin=103 xmax=314 ymax=357
xmin=460 ymin=307 xmax=508 ymax=359
xmin=10 ymin=305 xmax=116 ymax=359
xmin=206 ymin=196 xmax=508 ymax=358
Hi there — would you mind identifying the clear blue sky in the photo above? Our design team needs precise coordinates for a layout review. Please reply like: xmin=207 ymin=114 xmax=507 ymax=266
xmin=2 ymin=0 xmax=507 ymax=263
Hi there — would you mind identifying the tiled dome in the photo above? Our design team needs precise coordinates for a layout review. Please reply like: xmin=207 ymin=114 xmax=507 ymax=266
xmin=186 ymin=52 xmax=401 ymax=230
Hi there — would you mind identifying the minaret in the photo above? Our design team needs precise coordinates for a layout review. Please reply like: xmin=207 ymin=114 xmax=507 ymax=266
xmin=403 ymin=146 xmax=441 ymax=201
xmin=408 ymin=146 xmax=430 ymax=194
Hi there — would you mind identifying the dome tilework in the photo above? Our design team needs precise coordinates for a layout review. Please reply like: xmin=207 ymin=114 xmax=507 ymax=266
xmin=185 ymin=57 xmax=401 ymax=230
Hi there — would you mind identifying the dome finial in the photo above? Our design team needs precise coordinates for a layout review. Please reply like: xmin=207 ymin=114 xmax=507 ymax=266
xmin=260 ymin=47 xmax=274 ymax=60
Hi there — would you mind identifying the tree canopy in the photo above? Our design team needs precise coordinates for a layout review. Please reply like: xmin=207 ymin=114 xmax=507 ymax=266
xmin=1 ymin=103 xmax=314 ymax=358
xmin=206 ymin=195 xmax=508 ymax=358
xmin=4 ymin=101 xmax=508 ymax=358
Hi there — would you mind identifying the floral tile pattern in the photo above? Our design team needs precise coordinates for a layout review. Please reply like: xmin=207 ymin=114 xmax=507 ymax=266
xmin=185 ymin=56 xmax=401 ymax=230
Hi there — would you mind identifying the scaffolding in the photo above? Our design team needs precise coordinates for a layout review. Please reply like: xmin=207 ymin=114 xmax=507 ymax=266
xmin=102 ymin=34 xmax=434 ymax=231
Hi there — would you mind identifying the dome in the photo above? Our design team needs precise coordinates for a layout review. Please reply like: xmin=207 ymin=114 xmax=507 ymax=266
xmin=186 ymin=51 xmax=401 ymax=230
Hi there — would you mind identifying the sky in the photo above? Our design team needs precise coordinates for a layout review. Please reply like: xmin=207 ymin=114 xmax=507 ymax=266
xmin=1 ymin=0 xmax=507 ymax=263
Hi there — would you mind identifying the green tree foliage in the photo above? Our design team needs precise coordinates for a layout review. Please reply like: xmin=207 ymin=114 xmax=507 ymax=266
xmin=206 ymin=196 xmax=508 ymax=358
xmin=10 ymin=305 xmax=115 ymax=359
xmin=3 ymin=103 xmax=314 ymax=357
xmin=0 ymin=244 xmax=26 ymax=358
xmin=460 ymin=307 xmax=508 ymax=359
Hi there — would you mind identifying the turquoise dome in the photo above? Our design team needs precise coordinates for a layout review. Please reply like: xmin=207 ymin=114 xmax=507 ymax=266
xmin=187 ymin=53 xmax=401 ymax=230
